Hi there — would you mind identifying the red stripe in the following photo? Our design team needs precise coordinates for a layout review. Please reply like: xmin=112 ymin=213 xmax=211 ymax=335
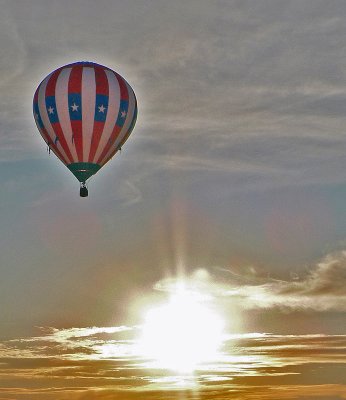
xmin=88 ymin=67 xmax=109 ymax=162
xmin=95 ymin=125 xmax=121 ymax=165
xmin=45 ymin=69 xmax=74 ymax=164
xmin=51 ymin=122 xmax=74 ymax=163
xmin=95 ymin=73 xmax=129 ymax=164
xmin=45 ymin=69 xmax=61 ymax=97
xmin=33 ymin=88 xmax=39 ymax=102
xmin=39 ymin=126 xmax=69 ymax=165
xmin=115 ymin=73 xmax=129 ymax=100
xmin=69 ymin=66 xmax=83 ymax=162
xmin=71 ymin=120 xmax=83 ymax=162
xmin=101 ymin=147 xmax=118 ymax=167
xmin=88 ymin=122 xmax=105 ymax=162
xmin=69 ymin=65 xmax=83 ymax=92
xmin=95 ymin=66 xmax=109 ymax=95
xmin=101 ymin=125 xmax=133 ymax=166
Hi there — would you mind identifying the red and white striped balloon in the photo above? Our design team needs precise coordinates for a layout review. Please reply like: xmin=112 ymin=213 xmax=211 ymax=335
xmin=33 ymin=61 xmax=137 ymax=190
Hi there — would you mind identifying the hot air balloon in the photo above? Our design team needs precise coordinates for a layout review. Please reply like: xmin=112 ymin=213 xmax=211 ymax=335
xmin=33 ymin=61 xmax=137 ymax=197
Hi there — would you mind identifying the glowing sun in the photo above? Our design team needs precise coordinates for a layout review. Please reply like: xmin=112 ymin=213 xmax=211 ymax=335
xmin=138 ymin=288 xmax=224 ymax=372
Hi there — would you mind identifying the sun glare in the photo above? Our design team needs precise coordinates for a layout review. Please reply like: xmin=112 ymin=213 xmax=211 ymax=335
xmin=138 ymin=287 xmax=224 ymax=372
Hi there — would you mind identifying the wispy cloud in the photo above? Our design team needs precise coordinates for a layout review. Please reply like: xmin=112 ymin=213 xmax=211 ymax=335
xmin=155 ymin=251 xmax=346 ymax=312
xmin=3 ymin=0 xmax=346 ymax=191
xmin=220 ymin=251 xmax=346 ymax=311
xmin=0 ymin=326 xmax=345 ymax=399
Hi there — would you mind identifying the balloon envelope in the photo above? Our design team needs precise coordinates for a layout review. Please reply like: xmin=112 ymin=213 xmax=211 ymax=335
xmin=33 ymin=61 xmax=137 ymax=183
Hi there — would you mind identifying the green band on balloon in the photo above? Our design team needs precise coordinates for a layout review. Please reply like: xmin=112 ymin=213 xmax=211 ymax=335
xmin=67 ymin=162 xmax=101 ymax=182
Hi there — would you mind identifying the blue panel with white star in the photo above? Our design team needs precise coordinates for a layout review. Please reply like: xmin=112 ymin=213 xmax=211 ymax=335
xmin=45 ymin=96 xmax=59 ymax=124
xmin=68 ymin=94 xmax=82 ymax=121
xmin=116 ymin=99 xmax=129 ymax=127
xmin=94 ymin=94 xmax=108 ymax=122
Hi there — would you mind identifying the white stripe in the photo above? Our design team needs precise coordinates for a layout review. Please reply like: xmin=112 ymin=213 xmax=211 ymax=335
xmin=82 ymin=67 xmax=96 ymax=161
xmin=93 ymin=70 xmax=120 ymax=163
xmin=55 ymin=67 xmax=78 ymax=162
xmin=38 ymin=75 xmax=69 ymax=164
xmin=99 ymin=79 xmax=136 ymax=166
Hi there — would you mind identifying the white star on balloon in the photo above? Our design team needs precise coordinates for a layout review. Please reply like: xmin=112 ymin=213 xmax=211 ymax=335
xmin=120 ymin=110 xmax=126 ymax=118
xmin=98 ymin=104 xmax=106 ymax=113
xmin=48 ymin=106 xmax=54 ymax=114
xmin=71 ymin=103 xmax=79 ymax=112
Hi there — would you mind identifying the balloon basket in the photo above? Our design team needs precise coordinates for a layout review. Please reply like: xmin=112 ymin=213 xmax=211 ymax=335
xmin=80 ymin=183 xmax=88 ymax=197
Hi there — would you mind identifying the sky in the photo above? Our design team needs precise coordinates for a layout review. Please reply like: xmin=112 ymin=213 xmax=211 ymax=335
xmin=0 ymin=0 xmax=345 ymax=398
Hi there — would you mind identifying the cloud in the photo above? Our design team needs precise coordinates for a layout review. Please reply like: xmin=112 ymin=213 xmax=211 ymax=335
xmin=0 ymin=7 xmax=27 ymax=87
xmin=155 ymin=251 xmax=346 ymax=311
xmin=2 ymin=0 xmax=346 ymax=191
xmin=220 ymin=251 xmax=346 ymax=311
xmin=0 ymin=326 xmax=345 ymax=399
